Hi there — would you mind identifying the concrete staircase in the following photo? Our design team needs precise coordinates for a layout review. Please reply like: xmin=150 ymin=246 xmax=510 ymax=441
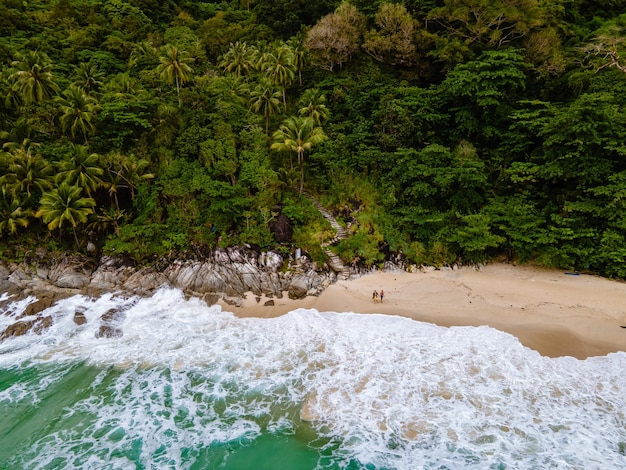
xmin=303 ymin=192 xmax=351 ymax=280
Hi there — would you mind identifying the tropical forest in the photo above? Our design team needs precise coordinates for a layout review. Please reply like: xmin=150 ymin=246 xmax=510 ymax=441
xmin=2 ymin=0 xmax=626 ymax=278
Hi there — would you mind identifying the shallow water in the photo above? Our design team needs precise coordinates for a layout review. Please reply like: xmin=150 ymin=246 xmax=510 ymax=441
xmin=1 ymin=288 xmax=625 ymax=469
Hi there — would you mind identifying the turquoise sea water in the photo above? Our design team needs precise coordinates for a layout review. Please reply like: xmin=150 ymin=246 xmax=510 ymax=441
xmin=1 ymin=288 xmax=625 ymax=469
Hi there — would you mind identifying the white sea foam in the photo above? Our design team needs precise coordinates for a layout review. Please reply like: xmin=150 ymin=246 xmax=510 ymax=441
xmin=1 ymin=287 xmax=625 ymax=469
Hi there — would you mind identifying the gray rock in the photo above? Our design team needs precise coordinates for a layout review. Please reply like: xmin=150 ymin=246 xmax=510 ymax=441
xmin=214 ymin=249 xmax=231 ymax=265
xmin=123 ymin=270 xmax=168 ymax=292
xmin=9 ymin=268 xmax=30 ymax=283
xmin=288 ymin=275 xmax=309 ymax=299
xmin=0 ymin=262 xmax=9 ymax=280
xmin=259 ymin=251 xmax=283 ymax=272
xmin=222 ymin=295 xmax=243 ymax=307
xmin=55 ymin=272 xmax=90 ymax=289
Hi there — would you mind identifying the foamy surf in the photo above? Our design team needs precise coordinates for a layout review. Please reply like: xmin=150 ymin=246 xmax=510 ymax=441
xmin=1 ymin=287 xmax=625 ymax=469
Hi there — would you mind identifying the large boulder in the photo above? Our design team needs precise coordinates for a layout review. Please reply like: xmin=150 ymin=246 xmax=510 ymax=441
xmin=48 ymin=257 xmax=92 ymax=289
xmin=90 ymin=256 xmax=137 ymax=290
xmin=269 ymin=213 xmax=292 ymax=243
xmin=288 ymin=276 xmax=309 ymax=299
xmin=123 ymin=270 xmax=168 ymax=293
xmin=55 ymin=271 xmax=90 ymax=289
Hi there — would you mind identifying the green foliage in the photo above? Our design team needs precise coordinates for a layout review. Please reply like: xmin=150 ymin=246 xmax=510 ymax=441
xmin=2 ymin=0 xmax=626 ymax=279
xmin=443 ymin=213 xmax=506 ymax=263
xmin=439 ymin=49 xmax=529 ymax=141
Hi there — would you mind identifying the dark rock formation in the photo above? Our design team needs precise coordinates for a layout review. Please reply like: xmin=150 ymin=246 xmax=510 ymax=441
xmin=96 ymin=325 xmax=123 ymax=338
xmin=0 ymin=245 xmax=349 ymax=311
xmin=269 ymin=213 xmax=293 ymax=243
xmin=95 ymin=307 xmax=126 ymax=339
xmin=0 ymin=315 xmax=53 ymax=340
xmin=73 ymin=310 xmax=87 ymax=325
xmin=21 ymin=291 xmax=70 ymax=318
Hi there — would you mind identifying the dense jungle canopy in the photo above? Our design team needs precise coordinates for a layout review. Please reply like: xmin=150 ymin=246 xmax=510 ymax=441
xmin=1 ymin=0 xmax=626 ymax=277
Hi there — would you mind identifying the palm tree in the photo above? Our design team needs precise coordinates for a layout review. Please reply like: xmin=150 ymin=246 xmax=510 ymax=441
xmin=260 ymin=43 xmax=296 ymax=111
xmin=1 ymin=120 xmax=36 ymax=151
xmin=101 ymin=152 xmax=154 ymax=209
xmin=56 ymin=85 xmax=101 ymax=143
xmin=156 ymin=45 xmax=194 ymax=106
xmin=219 ymin=42 xmax=258 ymax=79
xmin=150 ymin=102 xmax=182 ymax=146
xmin=250 ymin=81 xmax=282 ymax=135
xmin=0 ymin=146 xmax=53 ymax=201
xmin=0 ymin=192 xmax=32 ymax=236
xmin=298 ymin=88 xmax=330 ymax=125
xmin=129 ymin=41 xmax=159 ymax=71
xmin=71 ymin=62 xmax=105 ymax=95
xmin=105 ymin=73 xmax=140 ymax=98
xmin=87 ymin=207 xmax=125 ymax=237
xmin=286 ymin=37 xmax=307 ymax=87
xmin=9 ymin=51 xmax=60 ymax=104
xmin=36 ymin=183 xmax=95 ymax=247
xmin=3 ymin=69 xmax=23 ymax=110
xmin=55 ymin=144 xmax=104 ymax=196
xmin=271 ymin=116 xmax=327 ymax=193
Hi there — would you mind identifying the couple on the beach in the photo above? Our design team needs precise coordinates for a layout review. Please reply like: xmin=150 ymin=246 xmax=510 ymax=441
xmin=372 ymin=290 xmax=384 ymax=303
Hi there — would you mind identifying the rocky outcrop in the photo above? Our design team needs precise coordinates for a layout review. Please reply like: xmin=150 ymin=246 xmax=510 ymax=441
xmin=0 ymin=314 xmax=53 ymax=340
xmin=0 ymin=246 xmax=336 ymax=311
xmin=0 ymin=246 xmax=408 ymax=342
xmin=95 ymin=307 xmax=126 ymax=338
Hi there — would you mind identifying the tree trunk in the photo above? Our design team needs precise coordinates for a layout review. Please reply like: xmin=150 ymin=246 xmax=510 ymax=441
xmin=298 ymin=149 xmax=304 ymax=194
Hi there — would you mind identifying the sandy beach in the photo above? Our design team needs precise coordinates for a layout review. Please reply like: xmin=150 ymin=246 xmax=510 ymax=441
xmin=220 ymin=263 xmax=626 ymax=359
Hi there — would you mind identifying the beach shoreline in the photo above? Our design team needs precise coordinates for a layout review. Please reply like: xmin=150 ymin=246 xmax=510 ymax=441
xmin=220 ymin=263 xmax=626 ymax=359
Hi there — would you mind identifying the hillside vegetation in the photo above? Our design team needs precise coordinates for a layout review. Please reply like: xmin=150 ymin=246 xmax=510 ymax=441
xmin=2 ymin=0 xmax=626 ymax=277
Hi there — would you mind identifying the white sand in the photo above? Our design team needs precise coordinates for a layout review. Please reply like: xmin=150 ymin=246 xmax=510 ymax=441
xmin=219 ymin=263 xmax=626 ymax=359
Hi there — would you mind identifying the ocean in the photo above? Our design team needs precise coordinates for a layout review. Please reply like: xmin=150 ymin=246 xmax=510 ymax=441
xmin=1 ymin=287 xmax=625 ymax=469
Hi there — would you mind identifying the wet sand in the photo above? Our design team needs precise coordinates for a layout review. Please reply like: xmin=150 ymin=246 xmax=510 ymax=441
xmin=219 ymin=263 xmax=626 ymax=359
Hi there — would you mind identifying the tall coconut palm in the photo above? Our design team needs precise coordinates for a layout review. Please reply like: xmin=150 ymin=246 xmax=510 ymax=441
xmin=129 ymin=41 xmax=159 ymax=71
xmin=286 ymin=37 xmax=307 ymax=87
xmin=271 ymin=116 xmax=327 ymax=193
xmin=56 ymin=85 xmax=101 ymax=143
xmin=298 ymin=88 xmax=330 ymax=125
xmin=55 ymin=144 xmax=104 ymax=196
xmin=0 ymin=192 xmax=32 ymax=236
xmin=156 ymin=45 xmax=194 ymax=106
xmin=0 ymin=146 xmax=53 ymax=201
xmin=9 ymin=51 xmax=60 ymax=104
xmin=102 ymin=152 xmax=154 ymax=209
xmin=250 ymin=81 xmax=282 ymax=135
xmin=71 ymin=62 xmax=105 ymax=95
xmin=260 ymin=43 xmax=296 ymax=111
xmin=36 ymin=183 xmax=95 ymax=247
xmin=219 ymin=42 xmax=258 ymax=79
xmin=4 ymin=70 xmax=23 ymax=110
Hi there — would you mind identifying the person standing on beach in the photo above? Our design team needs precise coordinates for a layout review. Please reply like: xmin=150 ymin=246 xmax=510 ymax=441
xmin=380 ymin=290 xmax=384 ymax=303
xmin=373 ymin=290 xmax=378 ymax=303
